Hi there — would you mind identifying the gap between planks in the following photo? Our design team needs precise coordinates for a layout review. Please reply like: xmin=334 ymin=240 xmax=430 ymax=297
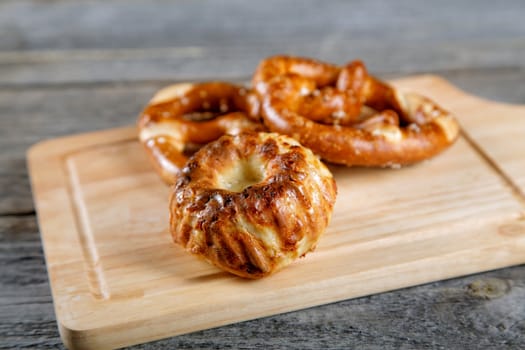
xmin=0 ymin=67 xmax=523 ymax=91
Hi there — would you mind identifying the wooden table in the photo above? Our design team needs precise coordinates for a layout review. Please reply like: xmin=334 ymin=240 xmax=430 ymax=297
xmin=1 ymin=1 xmax=524 ymax=349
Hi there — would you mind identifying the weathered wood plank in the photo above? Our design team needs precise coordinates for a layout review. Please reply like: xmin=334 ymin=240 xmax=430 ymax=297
xmin=154 ymin=271 xmax=525 ymax=349
xmin=0 ymin=83 xmax=160 ymax=215
xmin=0 ymin=0 xmax=524 ymax=86
xmin=0 ymin=215 xmax=63 ymax=349
xmin=1 ymin=41 xmax=525 ymax=86
xmin=2 ymin=1 xmax=525 ymax=346
xmin=1 ymin=0 xmax=524 ymax=52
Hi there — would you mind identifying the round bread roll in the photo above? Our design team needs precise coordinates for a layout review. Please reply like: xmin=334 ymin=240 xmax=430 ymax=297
xmin=170 ymin=132 xmax=337 ymax=278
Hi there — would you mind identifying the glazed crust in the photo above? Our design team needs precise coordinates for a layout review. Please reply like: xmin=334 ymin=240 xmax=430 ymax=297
xmin=138 ymin=82 xmax=265 ymax=184
xmin=170 ymin=132 xmax=337 ymax=279
xmin=253 ymin=55 xmax=460 ymax=167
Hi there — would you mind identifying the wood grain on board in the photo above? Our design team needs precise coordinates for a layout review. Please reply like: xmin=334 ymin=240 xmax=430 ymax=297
xmin=27 ymin=76 xmax=525 ymax=349
xmin=4 ymin=1 xmax=525 ymax=348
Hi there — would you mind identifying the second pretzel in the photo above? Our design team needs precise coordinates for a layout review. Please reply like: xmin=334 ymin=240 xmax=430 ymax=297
xmin=253 ymin=55 xmax=460 ymax=168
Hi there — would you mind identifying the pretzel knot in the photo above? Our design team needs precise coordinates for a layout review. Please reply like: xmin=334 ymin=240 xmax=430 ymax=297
xmin=253 ymin=56 xmax=460 ymax=167
xmin=138 ymin=82 xmax=265 ymax=184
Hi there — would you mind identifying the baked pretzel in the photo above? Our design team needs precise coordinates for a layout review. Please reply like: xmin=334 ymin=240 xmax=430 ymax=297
xmin=138 ymin=82 xmax=265 ymax=184
xmin=170 ymin=132 xmax=337 ymax=278
xmin=253 ymin=55 xmax=460 ymax=167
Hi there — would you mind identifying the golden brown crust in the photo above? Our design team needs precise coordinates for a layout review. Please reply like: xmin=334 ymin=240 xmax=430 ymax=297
xmin=140 ymin=56 xmax=458 ymax=280
xmin=138 ymin=82 xmax=266 ymax=184
xmin=253 ymin=55 xmax=460 ymax=167
xmin=170 ymin=132 xmax=337 ymax=279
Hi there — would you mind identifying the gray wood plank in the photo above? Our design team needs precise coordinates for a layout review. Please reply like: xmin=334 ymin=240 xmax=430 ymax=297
xmin=0 ymin=215 xmax=63 ymax=350
xmin=1 ymin=0 xmax=524 ymax=51
xmin=1 ymin=0 xmax=525 ymax=86
xmin=0 ymin=82 xmax=161 ymax=214
xmin=2 ymin=1 xmax=525 ymax=348
xmin=2 ymin=40 xmax=525 ymax=86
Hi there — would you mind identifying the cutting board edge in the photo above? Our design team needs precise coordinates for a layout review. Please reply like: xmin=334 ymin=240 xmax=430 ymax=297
xmin=393 ymin=74 xmax=525 ymax=111
xmin=54 ymin=232 xmax=525 ymax=350
xmin=27 ymin=125 xmax=138 ymax=164
xmin=26 ymin=74 xmax=525 ymax=350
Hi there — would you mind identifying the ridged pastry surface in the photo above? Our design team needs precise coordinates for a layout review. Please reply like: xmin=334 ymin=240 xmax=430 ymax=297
xmin=170 ymin=132 xmax=337 ymax=278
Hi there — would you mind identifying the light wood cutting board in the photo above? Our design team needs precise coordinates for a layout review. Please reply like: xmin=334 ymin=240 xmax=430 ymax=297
xmin=28 ymin=76 xmax=525 ymax=350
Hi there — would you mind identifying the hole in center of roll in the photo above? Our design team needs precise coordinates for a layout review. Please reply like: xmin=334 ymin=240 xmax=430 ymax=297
xmin=216 ymin=155 xmax=266 ymax=192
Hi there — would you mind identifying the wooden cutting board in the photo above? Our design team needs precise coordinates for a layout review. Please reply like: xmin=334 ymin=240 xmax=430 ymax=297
xmin=28 ymin=75 xmax=525 ymax=350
